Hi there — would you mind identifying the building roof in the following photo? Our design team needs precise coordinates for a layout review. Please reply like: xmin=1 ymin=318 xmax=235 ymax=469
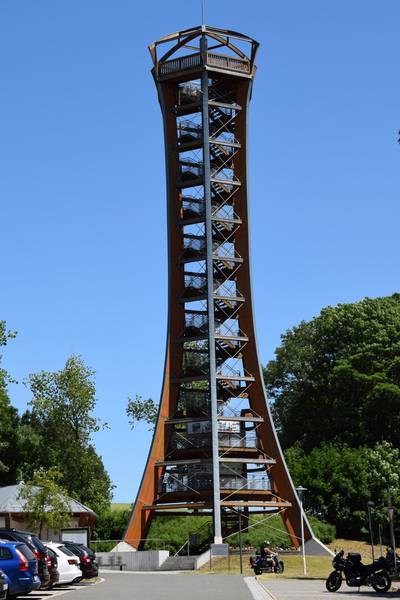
xmin=0 ymin=483 xmax=95 ymax=515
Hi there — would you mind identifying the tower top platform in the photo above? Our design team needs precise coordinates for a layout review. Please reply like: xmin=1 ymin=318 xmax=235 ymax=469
xmin=149 ymin=25 xmax=259 ymax=80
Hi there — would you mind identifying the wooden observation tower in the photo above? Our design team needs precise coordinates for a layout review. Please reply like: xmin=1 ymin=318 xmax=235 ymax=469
xmin=124 ymin=25 xmax=327 ymax=554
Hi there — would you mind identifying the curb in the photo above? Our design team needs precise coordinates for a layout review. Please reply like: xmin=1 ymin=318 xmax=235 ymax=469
xmin=244 ymin=576 xmax=278 ymax=600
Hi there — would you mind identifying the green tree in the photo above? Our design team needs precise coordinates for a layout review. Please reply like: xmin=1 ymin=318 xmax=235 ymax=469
xmin=264 ymin=294 xmax=400 ymax=450
xmin=21 ymin=356 xmax=113 ymax=512
xmin=18 ymin=467 xmax=72 ymax=538
xmin=0 ymin=321 xmax=19 ymax=484
xmin=126 ymin=395 xmax=158 ymax=430
xmin=286 ymin=443 xmax=370 ymax=537
xmin=92 ymin=507 xmax=132 ymax=543
xmin=286 ymin=441 xmax=400 ymax=539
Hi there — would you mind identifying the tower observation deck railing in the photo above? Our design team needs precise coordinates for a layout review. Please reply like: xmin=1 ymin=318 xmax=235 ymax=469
xmin=170 ymin=430 xmax=258 ymax=450
xmin=160 ymin=474 xmax=272 ymax=494
xmin=158 ymin=52 xmax=251 ymax=78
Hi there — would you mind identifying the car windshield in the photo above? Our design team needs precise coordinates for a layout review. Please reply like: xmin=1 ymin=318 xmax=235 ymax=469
xmin=46 ymin=548 xmax=57 ymax=558
xmin=59 ymin=545 xmax=76 ymax=557
xmin=18 ymin=544 xmax=36 ymax=561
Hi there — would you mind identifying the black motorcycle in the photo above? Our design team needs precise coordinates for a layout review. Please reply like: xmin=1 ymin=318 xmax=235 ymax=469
xmin=250 ymin=552 xmax=284 ymax=575
xmin=326 ymin=550 xmax=391 ymax=594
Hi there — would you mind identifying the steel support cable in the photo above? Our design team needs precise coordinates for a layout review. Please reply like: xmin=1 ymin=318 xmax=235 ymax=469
xmin=222 ymin=508 xmax=287 ymax=541
xmin=216 ymin=341 xmax=248 ymax=365
xmin=160 ymin=471 xmax=203 ymax=497
xmin=211 ymin=184 xmax=238 ymax=212
xmin=218 ymin=474 xmax=254 ymax=501
xmin=208 ymin=112 xmax=237 ymax=141
xmin=217 ymin=421 xmax=263 ymax=460
xmin=220 ymin=473 xmax=274 ymax=505
xmin=210 ymin=146 xmax=240 ymax=176
xmin=212 ymin=227 xmax=241 ymax=249
xmin=210 ymin=148 xmax=240 ymax=176
xmin=209 ymin=84 xmax=236 ymax=105
xmin=217 ymin=380 xmax=255 ymax=418
xmin=219 ymin=459 xmax=274 ymax=489
xmin=214 ymin=299 xmax=243 ymax=322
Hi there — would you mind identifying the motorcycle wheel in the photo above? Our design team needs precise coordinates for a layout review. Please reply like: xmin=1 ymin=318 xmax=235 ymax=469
xmin=371 ymin=573 xmax=391 ymax=594
xmin=253 ymin=567 xmax=262 ymax=575
xmin=326 ymin=571 xmax=342 ymax=592
xmin=274 ymin=561 xmax=285 ymax=574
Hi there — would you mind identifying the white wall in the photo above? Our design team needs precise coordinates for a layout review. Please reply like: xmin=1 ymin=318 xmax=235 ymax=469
xmin=97 ymin=550 xmax=169 ymax=571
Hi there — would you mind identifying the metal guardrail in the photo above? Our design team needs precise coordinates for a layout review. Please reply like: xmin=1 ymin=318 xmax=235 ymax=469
xmin=161 ymin=474 xmax=271 ymax=493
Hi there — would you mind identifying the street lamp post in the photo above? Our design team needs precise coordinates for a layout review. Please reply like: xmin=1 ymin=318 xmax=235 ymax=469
xmin=388 ymin=507 xmax=397 ymax=571
xmin=388 ymin=487 xmax=397 ymax=572
xmin=367 ymin=501 xmax=375 ymax=562
xmin=296 ymin=486 xmax=307 ymax=576
xmin=238 ymin=509 xmax=243 ymax=575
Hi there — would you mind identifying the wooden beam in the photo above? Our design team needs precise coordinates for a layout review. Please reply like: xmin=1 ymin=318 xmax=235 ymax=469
xmin=221 ymin=501 xmax=292 ymax=508
xmin=143 ymin=502 xmax=209 ymax=511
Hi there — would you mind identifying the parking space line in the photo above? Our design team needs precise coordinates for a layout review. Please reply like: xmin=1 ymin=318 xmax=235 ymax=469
xmin=26 ymin=579 xmax=104 ymax=599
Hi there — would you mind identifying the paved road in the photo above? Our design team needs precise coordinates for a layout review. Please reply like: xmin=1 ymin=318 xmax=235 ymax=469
xmin=30 ymin=572 xmax=257 ymax=600
xmin=261 ymin=578 xmax=400 ymax=600
xmin=21 ymin=572 xmax=400 ymax=600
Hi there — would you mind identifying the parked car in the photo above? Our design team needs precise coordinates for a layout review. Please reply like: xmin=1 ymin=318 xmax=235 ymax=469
xmin=45 ymin=543 xmax=82 ymax=585
xmin=0 ymin=540 xmax=41 ymax=597
xmin=0 ymin=569 xmax=8 ymax=600
xmin=60 ymin=542 xmax=98 ymax=579
xmin=0 ymin=529 xmax=50 ymax=589
xmin=45 ymin=546 xmax=60 ymax=588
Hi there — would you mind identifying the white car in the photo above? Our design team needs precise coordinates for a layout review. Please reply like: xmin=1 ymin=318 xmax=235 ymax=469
xmin=45 ymin=542 xmax=82 ymax=585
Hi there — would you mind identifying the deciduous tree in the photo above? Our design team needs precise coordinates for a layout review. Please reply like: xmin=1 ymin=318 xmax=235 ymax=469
xmin=264 ymin=294 xmax=400 ymax=450
xmin=18 ymin=467 xmax=72 ymax=538
xmin=0 ymin=321 xmax=19 ymax=484
xmin=126 ymin=395 xmax=158 ymax=430
xmin=21 ymin=356 xmax=113 ymax=512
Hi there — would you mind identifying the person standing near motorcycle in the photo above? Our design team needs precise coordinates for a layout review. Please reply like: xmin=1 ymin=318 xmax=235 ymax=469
xmin=386 ymin=546 xmax=399 ymax=572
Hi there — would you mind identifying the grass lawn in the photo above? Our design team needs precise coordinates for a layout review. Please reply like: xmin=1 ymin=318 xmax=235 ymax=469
xmin=200 ymin=554 xmax=332 ymax=578
xmin=200 ymin=539 xmax=398 ymax=578
xmin=111 ymin=503 xmax=131 ymax=512
xmin=327 ymin=538 xmax=386 ymax=561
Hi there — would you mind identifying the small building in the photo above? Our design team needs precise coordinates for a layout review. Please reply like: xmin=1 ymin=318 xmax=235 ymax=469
xmin=0 ymin=483 xmax=96 ymax=541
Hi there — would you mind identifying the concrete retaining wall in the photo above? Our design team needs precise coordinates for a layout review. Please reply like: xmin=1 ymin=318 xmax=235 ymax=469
xmin=97 ymin=550 xmax=169 ymax=571
xmin=194 ymin=549 xmax=211 ymax=569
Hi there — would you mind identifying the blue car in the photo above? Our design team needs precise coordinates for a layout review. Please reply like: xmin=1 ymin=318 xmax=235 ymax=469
xmin=0 ymin=541 xmax=41 ymax=598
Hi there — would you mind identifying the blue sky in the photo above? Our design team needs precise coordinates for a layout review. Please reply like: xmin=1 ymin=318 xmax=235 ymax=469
xmin=1 ymin=1 xmax=398 ymax=502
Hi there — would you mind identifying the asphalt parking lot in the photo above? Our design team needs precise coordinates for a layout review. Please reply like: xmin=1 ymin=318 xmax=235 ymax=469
xmin=13 ymin=573 xmax=257 ymax=600
xmin=17 ymin=573 xmax=400 ymax=600
xmin=12 ymin=579 xmax=101 ymax=600
xmin=260 ymin=578 xmax=400 ymax=600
